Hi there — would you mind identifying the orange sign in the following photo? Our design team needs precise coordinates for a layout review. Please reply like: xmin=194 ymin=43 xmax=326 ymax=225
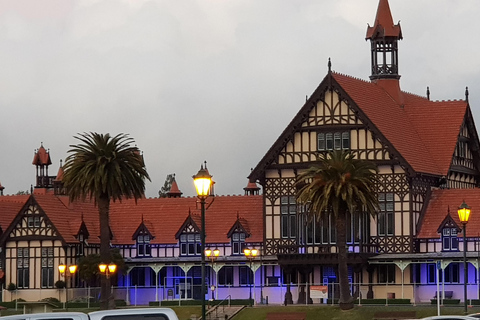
xmin=310 ymin=285 xmax=328 ymax=299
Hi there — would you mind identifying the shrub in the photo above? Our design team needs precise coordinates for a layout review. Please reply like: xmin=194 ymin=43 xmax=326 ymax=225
xmin=55 ymin=280 xmax=66 ymax=289
xmin=6 ymin=283 xmax=16 ymax=291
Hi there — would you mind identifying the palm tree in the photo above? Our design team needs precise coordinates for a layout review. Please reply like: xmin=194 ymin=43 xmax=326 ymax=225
xmin=296 ymin=150 xmax=378 ymax=310
xmin=62 ymin=132 xmax=150 ymax=309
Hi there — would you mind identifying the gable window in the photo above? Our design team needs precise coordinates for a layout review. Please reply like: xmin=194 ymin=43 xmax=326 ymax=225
xmin=137 ymin=234 xmax=152 ymax=257
xmin=180 ymin=233 xmax=201 ymax=256
xmin=17 ymin=248 xmax=29 ymax=288
xmin=232 ymin=233 xmax=246 ymax=255
xmin=377 ymin=193 xmax=394 ymax=236
xmin=281 ymin=196 xmax=297 ymax=239
xmin=318 ymin=132 xmax=350 ymax=151
xmin=442 ymin=228 xmax=459 ymax=251
xmin=27 ymin=216 xmax=41 ymax=228
xmin=41 ymin=248 xmax=54 ymax=288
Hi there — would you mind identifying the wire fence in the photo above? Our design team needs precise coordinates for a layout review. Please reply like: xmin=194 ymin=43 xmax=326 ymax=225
xmin=3 ymin=282 xmax=480 ymax=306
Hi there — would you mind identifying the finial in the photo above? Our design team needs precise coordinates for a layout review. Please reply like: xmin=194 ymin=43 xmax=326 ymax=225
xmin=306 ymin=95 xmax=308 ymax=102
xmin=426 ymin=87 xmax=430 ymax=101
xmin=328 ymin=58 xmax=332 ymax=73
xmin=465 ymin=86 xmax=469 ymax=102
xmin=30 ymin=185 xmax=33 ymax=194
xmin=60 ymin=159 xmax=63 ymax=167
xmin=204 ymin=161 xmax=207 ymax=170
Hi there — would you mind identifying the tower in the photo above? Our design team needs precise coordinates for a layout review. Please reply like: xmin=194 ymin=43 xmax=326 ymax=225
xmin=366 ymin=0 xmax=402 ymax=80
xmin=32 ymin=143 xmax=53 ymax=188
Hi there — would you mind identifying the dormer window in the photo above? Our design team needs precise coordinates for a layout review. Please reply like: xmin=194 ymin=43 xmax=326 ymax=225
xmin=137 ymin=234 xmax=151 ymax=257
xmin=232 ymin=232 xmax=246 ymax=255
xmin=442 ymin=227 xmax=458 ymax=251
xmin=180 ymin=233 xmax=201 ymax=256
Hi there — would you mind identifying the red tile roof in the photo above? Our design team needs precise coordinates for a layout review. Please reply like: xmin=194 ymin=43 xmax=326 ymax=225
xmin=417 ymin=189 xmax=480 ymax=238
xmin=0 ymin=195 xmax=29 ymax=231
xmin=0 ymin=193 xmax=263 ymax=246
xmin=332 ymin=73 xmax=467 ymax=176
xmin=366 ymin=0 xmax=402 ymax=39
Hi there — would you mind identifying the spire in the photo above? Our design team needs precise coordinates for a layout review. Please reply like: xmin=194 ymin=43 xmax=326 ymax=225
xmin=244 ymin=169 xmax=261 ymax=196
xmin=366 ymin=0 xmax=402 ymax=81
xmin=167 ymin=174 xmax=183 ymax=198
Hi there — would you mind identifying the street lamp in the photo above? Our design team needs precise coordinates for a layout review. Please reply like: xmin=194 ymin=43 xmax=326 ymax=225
xmin=193 ymin=165 xmax=212 ymax=320
xmin=99 ymin=263 xmax=117 ymax=279
xmin=244 ymin=248 xmax=258 ymax=307
xmin=58 ymin=263 xmax=77 ymax=310
xmin=458 ymin=200 xmax=471 ymax=314
xmin=205 ymin=248 xmax=220 ymax=300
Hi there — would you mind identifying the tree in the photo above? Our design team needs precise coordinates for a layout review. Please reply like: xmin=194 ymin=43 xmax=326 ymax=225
xmin=62 ymin=132 xmax=150 ymax=309
xmin=296 ymin=150 xmax=378 ymax=310
xmin=78 ymin=250 xmax=126 ymax=287
xmin=158 ymin=174 xmax=175 ymax=197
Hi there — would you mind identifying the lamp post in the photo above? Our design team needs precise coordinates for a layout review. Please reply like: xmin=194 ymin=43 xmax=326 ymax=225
xmin=58 ymin=263 xmax=77 ymax=310
xmin=458 ymin=201 xmax=471 ymax=314
xmin=193 ymin=165 xmax=212 ymax=320
xmin=244 ymin=248 xmax=258 ymax=307
xmin=99 ymin=263 xmax=117 ymax=279
xmin=205 ymin=248 xmax=220 ymax=300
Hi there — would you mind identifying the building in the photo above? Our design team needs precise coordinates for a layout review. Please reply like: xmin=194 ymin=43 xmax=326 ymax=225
xmin=0 ymin=0 xmax=479 ymax=306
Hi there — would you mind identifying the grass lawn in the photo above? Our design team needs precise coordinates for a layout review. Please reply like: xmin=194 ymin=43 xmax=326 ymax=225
xmin=3 ymin=304 xmax=480 ymax=320
xmin=232 ymin=305 xmax=480 ymax=320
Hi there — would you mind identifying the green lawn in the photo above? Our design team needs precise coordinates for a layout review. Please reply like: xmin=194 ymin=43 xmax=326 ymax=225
xmin=3 ymin=304 xmax=480 ymax=320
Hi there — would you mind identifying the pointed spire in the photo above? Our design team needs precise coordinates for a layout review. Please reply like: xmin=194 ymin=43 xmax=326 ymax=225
xmin=32 ymin=143 xmax=52 ymax=166
xmin=54 ymin=160 xmax=64 ymax=182
xmin=167 ymin=174 xmax=183 ymax=198
xmin=366 ymin=0 xmax=402 ymax=39
xmin=244 ymin=171 xmax=261 ymax=196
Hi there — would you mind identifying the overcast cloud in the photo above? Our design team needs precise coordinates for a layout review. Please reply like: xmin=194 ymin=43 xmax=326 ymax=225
xmin=1 ymin=0 xmax=479 ymax=198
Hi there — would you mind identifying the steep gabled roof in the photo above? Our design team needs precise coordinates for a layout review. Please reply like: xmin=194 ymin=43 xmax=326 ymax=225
xmin=417 ymin=189 xmax=480 ymax=239
xmin=249 ymin=71 xmax=469 ymax=181
xmin=0 ymin=195 xmax=29 ymax=232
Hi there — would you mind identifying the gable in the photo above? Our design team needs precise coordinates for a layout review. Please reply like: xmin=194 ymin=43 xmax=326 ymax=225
xmin=250 ymin=71 xmax=411 ymax=183
xmin=7 ymin=198 xmax=60 ymax=240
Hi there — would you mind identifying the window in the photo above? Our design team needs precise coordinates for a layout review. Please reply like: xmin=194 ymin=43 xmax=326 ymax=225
xmin=27 ymin=216 xmax=41 ymax=228
xmin=218 ymin=266 xmax=234 ymax=286
xmin=318 ymin=132 xmax=350 ymax=151
xmin=442 ymin=228 xmax=459 ymax=251
xmin=239 ymin=266 xmax=253 ymax=286
xmin=180 ymin=233 xmax=201 ymax=256
xmin=231 ymin=233 xmax=246 ymax=255
xmin=439 ymin=263 xmax=460 ymax=283
xmin=130 ymin=267 xmax=156 ymax=287
xmin=17 ymin=248 xmax=29 ymax=288
xmin=41 ymin=248 xmax=54 ymax=288
xmin=281 ymin=196 xmax=297 ymax=239
xmin=427 ymin=263 xmax=436 ymax=284
xmin=378 ymin=264 xmax=396 ymax=283
xmin=137 ymin=234 xmax=152 ymax=257
xmin=378 ymin=193 xmax=394 ymax=236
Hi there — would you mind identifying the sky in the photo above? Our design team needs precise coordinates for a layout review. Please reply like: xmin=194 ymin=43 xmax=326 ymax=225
xmin=1 ymin=0 xmax=480 ymax=198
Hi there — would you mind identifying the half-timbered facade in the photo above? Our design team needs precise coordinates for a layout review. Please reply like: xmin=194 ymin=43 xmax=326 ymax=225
xmin=1 ymin=0 xmax=480 ymax=306
xmin=248 ymin=0 xmax=480 ymax=304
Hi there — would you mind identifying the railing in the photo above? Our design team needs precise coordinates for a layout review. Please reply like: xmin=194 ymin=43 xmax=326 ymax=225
xmin=276 ymin=243 xmax=378 ymax=255
xmin=206 ymin=295 xmax=231 ymax=320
